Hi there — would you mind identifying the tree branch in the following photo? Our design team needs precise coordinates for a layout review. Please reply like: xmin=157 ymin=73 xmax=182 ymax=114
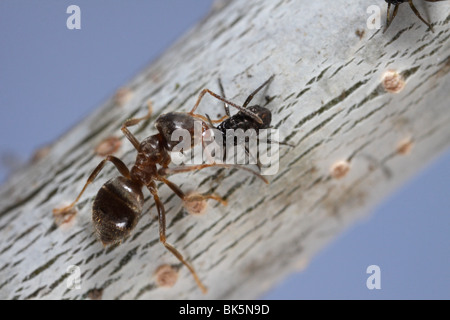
xmin=0 ymin=0 xmax=449 ymax=299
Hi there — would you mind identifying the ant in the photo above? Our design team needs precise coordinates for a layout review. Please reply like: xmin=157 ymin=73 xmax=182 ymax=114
xmin=200 ymin=75 xmax=291 ymax=169
xmin=53 ymin=82 xmax=270 ymax=294
xmin=384 ymin=0 xmax=445 ymax=33
xmin=215 ymin=75 xmax=274 ymax=138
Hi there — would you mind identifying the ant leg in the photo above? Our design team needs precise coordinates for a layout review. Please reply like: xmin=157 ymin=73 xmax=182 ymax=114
xmin=146 ymin=181 xmax=208 ymax=294
xmin=189 ymin=88 xmax=263 ymax=124
xmin=53 ymin=155 xmax=130 ymax=215
xmin=158 ymin=163 xmax=269 ymax=184
xmin=408 ymin=0 xmax=434 ymax=32
xmin=242 ymin=75 xmax=275 ymax=109
xmin=121 ymin=101 xmax=153 ymax=150
xmin=385 ymin=3 xmax=392 ymax=29
xmin=158 ymin=175 xmax=227 ymax=206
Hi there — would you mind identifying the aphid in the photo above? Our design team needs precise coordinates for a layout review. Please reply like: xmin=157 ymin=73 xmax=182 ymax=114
xmin=216 ymin=75 xmax=274 ymax=136
xmin=203 ymin=75 xmax=291 ymax=168
xmin=53 ymin=88 xmax=268 ymax=293
xmin=384 ymin=0 xmax=445 ymax=33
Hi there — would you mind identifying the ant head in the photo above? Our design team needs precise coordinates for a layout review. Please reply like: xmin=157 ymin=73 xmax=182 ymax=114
xmin=156 ymin=112 xmax=208 ymax=151
xmin=247 ymin=105 xmax=272 ymax=129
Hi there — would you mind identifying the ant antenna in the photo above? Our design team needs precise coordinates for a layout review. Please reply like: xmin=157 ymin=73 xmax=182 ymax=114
xmin=242 ymin=75 xmax=275 ymax=109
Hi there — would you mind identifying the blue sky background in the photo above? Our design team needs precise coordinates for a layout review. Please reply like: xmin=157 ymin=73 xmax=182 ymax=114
xmin=0 ymin=1 xmax=448 ymax=299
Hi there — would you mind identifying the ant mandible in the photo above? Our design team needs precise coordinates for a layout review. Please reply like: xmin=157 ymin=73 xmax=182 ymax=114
xmin=53 ymin=82 xmax=270 ymax=294
xmin=384 ymin=0 xmax=445 ymax=33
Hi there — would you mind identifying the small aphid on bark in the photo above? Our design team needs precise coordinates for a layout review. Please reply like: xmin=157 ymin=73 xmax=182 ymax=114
xmin=154 ymin=264 xmax=179 ymax=288
xmin=397 ymin=138 xmax=414 ymax=155
xmin=330 ymin=160 xmax=350 ymax=179
xmin=31 ymin=145 xmax=51 ymax=163
xmin=114 ymin=87 xmax=133 ymax=106
xmin=94 ymin=136 xmax=122 ymax=157
xmin=382 ymin=70 xmax=405 ymax=93
xmin=53 ymin=205 xmax=77 ymax=227
xmin=87 ymin=288 xmax=103 ymax=300
xmin=183 ymin=192 xmax=227 ymax=216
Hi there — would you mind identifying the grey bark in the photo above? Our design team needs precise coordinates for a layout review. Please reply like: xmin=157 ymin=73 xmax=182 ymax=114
xmin=0 ymin=0 xmax=449 ymax=299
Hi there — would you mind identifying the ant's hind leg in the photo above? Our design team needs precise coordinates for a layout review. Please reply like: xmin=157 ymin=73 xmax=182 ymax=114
xmin=158 ymin=176 xmax=227 ymax=206
xmin=408 ymin=0 xmax=434 ymax=32
xmin=146 ymin=181 xmax=208 ymax=294
xmin=53 ymin=155 xmax=130 ymax=217
xmin=121 ymin=101 xmax=153 ymax=150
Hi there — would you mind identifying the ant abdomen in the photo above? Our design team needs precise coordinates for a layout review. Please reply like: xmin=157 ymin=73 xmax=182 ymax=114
xmin=156 ymin=112 xmax=197 ymax=150
xmin=92 ymin=176 xmax=144 ymax=245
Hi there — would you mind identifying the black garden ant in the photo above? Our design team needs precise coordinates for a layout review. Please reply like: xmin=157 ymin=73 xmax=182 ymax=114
xmin=384 ymin=0 xmax=446 ymax=33
xmin=53 ymin=82 xmax=270 ymax=293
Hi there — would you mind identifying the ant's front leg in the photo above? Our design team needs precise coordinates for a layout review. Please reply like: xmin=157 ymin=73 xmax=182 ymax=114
xmin=157 ymin=175 xmax=227 ymax=206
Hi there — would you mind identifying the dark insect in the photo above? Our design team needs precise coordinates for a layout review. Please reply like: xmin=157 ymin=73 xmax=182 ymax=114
xmin=216 ymin=75 xmax=274 ymax=137
xmin=384 ymin=0 xmax=446 ymax=33
xmin=203 ymin=75 xmax=291 ymax=169
xmin=53 ymin=84 xmax=269 ymax=293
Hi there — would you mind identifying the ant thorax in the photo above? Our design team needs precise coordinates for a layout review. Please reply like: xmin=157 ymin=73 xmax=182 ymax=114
xmin=131 ymin=134 xmax=171 ymax=182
